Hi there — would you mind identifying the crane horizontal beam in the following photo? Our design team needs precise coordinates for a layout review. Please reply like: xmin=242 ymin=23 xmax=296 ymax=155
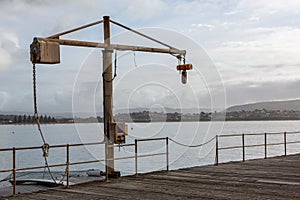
xmin=36 ymin=37 xmax=186 ymax=56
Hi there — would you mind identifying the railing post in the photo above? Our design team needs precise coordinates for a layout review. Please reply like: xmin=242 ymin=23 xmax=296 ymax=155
xmin=135 ymin=139 xmax=138 ymax=175
xmin=264 ymin=133 xmax=267 ymax=159
xmin=215 ymin=135 xmax=219 ymax=165
xmin=166 ymin=137 xmax=169 ymax=171
xmin=105 ymin=141 xmax=108 ymax=181
xmin=284 ymin=132 xmax=287 ymax=156
xmin=242 ymin=134 xmax=245 ymax=162
xmin=12 ymin=147 xmax=16 ymax=196
xmin=66 ymin=144 xmax=70 ymax=188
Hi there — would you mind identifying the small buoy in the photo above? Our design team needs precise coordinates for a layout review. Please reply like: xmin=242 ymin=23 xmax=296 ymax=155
xmin=11 ymin=131 xmax=15 ymax=134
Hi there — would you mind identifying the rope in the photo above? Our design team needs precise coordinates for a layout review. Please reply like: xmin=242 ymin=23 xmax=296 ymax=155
xmin=133 ymin=51 xmax=138 ymax=67
xmin=126 ymin=134 xmax=215 ymax=148
xmin=169 ymin=136 xmax=215 ymax=148
xmin=102 ymin=50 xmax=117 ymax=82
xmin=32 ymin=63 xmax=67 ymax=184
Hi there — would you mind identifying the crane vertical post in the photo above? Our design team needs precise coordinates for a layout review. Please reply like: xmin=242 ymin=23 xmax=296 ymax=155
xmin=103 ymin=16 xmax=115 ymax=176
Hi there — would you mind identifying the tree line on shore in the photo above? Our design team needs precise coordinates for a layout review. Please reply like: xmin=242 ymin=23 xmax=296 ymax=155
xmin=0 ymin=114 xmax=56 ymax=124
xmin=2 ymin=109 xmax=300 ymax=125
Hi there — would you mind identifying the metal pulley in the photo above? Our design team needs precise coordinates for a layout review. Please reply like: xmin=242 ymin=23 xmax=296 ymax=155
xmin=30 ymin=38 xmax=60 ymax=64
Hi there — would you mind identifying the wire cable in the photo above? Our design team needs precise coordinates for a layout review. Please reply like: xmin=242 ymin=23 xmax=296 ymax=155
xmin=102 ymin=50 xmax=117 ymax=82
xmin=110 ymin=19 xmax=176 ymax=50
xmin=133 ymin=51 xmax=138 ymax=67
xmin=127 ymin=134 xmax=215 ymax=148
xmin=168 ymin=136 xmax=216 ymax=148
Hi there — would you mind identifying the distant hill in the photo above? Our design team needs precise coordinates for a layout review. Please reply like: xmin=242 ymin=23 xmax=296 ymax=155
xmin=227 ymin=99 xmax=300 ymax=112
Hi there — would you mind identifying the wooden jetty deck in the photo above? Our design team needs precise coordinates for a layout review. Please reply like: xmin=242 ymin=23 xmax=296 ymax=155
xmin=5 ymin=154 xmax=300 ymax=199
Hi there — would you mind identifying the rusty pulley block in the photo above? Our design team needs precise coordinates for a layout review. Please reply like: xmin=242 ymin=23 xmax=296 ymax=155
xmin=30 ymin=38 xmax=60 ymax=64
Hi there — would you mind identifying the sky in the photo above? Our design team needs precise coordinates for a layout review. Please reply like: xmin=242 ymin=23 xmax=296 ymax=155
xmin=0 ymin=0 xmax=300 ymax=115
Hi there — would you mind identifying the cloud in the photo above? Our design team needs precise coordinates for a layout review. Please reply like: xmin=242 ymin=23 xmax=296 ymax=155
xmin=191 ymin=23 xmax=215 ymax=31
xmin=225 ymin=79 xmax=300 ymax=106
xmin=237 ymin=0 xmax=300 ymax=14
xmin=0 ymin=49 xmax=11 ymax=72
xmin=224 ymin=10 xmax=241 ymax=16
xmin=0 ymin=91 xmax=10 ymax=110
xmin=211 ymin=27 xmax=300 ymax=69
xmin=208 ymin=25 xmax=300 ymax=106
xmin=234 ymin=0 xmax=300 ymax=24
xmin=122 ymin=0 xmax=166 ymax=21
xmin=0 ymin=0 xmax=300 ymax=113
xmin=0 ymin=33 xmax=21 ymax=71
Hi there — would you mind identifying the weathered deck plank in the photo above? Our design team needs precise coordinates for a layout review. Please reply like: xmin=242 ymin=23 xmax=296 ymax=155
xmin=3 ymin=154 xmax=300 ymax=200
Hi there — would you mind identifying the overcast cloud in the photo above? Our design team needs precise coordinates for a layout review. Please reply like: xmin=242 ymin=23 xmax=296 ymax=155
xmin=0 ymin=0 xmax=300 ymax=115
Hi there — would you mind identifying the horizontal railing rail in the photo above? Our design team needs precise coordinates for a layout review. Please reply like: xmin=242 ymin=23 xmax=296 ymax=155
xmin=134 ymin=137 xmax=169 ymax=174
xmin=215 ymin=131 xmax=300 ymax=165
xmin=1 ymin=131 xmax=300 ymax=197
xmin=0 ymin=141 xmax=107 ymax=152
xmin=0 ymin=137 xmax=169 ymax=197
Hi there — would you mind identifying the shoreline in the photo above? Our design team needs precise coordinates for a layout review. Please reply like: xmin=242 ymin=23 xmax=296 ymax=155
xmin=1 ymin=119 xmax=300 ymax=126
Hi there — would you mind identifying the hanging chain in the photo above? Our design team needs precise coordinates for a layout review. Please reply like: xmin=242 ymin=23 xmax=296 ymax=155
xmin=32 ymin=63 xmax=67 ymax=184
xmin=33 ymin=64 xmax=47 ymax=144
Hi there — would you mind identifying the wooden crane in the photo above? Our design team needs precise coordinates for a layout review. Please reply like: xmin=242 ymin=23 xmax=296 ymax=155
xmin=30 ymin=16 xmax=192 ymax=177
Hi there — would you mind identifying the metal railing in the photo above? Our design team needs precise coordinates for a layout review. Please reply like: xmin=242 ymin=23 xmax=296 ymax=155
xmin=134 ymin=137 xmax=169 ymax=174
xmin=215 ymin=131 xmax=300 ymax=165
xmin=0 ymin=141 xmax=107 ymax=195
xmin=1 ymin=131 xmax=300 ymax=196
xmin=0 ymin=137 xmax=169 ymax=196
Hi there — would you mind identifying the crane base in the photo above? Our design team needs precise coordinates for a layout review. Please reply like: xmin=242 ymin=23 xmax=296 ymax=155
xmin=100 ymin=171 xmax=121 ymax=178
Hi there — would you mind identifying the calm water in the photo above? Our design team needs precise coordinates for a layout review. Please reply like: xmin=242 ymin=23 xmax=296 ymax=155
xmin=0 ymin=121 xmax=300 ymax=181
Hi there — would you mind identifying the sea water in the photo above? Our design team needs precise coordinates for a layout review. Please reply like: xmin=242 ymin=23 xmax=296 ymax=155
xmin=0 ymin=121 xmax=299 ymax=181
